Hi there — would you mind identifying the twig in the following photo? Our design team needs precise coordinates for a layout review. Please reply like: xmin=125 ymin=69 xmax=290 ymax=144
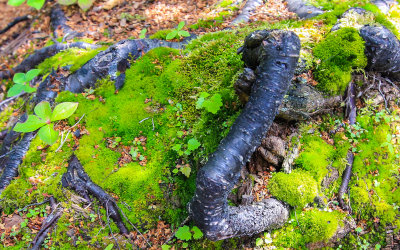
xmin=55 ymin=114 xmax=85 ymax=152
xmin=117 ymin=206 xmax=151 ymax=248
xmin=18 ymin=199 xmax=50 ymax=212
xmin=106 ymin=202 xmax=121 ymax=250
xmin=0 ymin=93 xmax=25 ymax=112
xmin=0 ymin=15 xmax=31 ymax=35
xmin=139 ymin=117 xmax=150 ymax=123
xmin=377 ymin=79 xmax=390 ymax=113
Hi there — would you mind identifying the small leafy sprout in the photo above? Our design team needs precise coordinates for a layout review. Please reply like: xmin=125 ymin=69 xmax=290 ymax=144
xmin=255 ymin=232 xmax=273 ymax=247
xmin=13 ymin=101 xmax=78 ymax=145
xmin=196 ymin=92 xmax=223 ymax=114
xmin=175 ymin=226 xmax=203 ymax=243
xmin=8 ymin=0 xmax=44 ymax=10
xmin=57 ymin=0 xmax=94 ymax=11
xmin=166 ymin=21 xmax=191 ymax=40
xmin=7 ymin=69 xmax=40 ymax=97
xmin=139 ymin=28 xmax=147 ymax=39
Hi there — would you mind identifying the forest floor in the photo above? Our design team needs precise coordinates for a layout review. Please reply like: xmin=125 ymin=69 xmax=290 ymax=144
xmin=0 ymin=0 xmax=400 ymax=249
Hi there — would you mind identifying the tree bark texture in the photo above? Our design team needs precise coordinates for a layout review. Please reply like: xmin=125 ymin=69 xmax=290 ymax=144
xmin=360 ymin=25 xmax=400 ymax=81
xmin=189 ymin=29 xmax=300 ymax=241
xmin=285 ymin=0 xmax=324 ymax=19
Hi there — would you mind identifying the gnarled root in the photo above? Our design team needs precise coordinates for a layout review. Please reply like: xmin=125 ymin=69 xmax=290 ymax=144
xmin=189 ymin=29 xmax=300 ymax=241
xmin=62 ymin=155 xmax=129 ymax=234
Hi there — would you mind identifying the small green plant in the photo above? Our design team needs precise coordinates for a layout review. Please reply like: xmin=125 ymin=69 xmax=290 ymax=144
xmin=139 ymin=29 xmax=147 ymax=39
xmin=196 ymin=92 xmax=223 ymax=114
xmin=7 ymin=69 xmax=40 ymax=97
xmin=57 ymin=0 xmax=94 ymax=11
xmin=14 ymin=101 xmax=78 ymax=145
xmin=8 ymin=0 xmax=44 ymax=10
xmin=255 ymin=232 xmax=273 ymax=247
xmin=175 ymin=225 xmax=203 ymax=248
xmin=166 ymin=21 xmax=190 ymax=40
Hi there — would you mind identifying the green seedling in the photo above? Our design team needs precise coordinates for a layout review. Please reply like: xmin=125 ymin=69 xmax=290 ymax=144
xmin=8 ymin=0 xmax=44 ymax=10
xmin=139 ymin=28 xmax=147 ymax=39
xmin=166 ymin=21 xmax=190 ymax=40
xmin=57 ymin=0 xmax=94 ymax=11
xmin=13 ymin=101 xmax=78 ymax=145
xmin=7 ymin=69 xmax=40 ymax=97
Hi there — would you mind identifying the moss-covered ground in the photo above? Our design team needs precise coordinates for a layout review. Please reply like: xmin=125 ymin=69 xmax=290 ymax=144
xmin=0 ymin=0 xmax=400 ymax=248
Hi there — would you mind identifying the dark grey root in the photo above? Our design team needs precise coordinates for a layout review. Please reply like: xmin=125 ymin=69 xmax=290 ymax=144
xmin=189 ymin=29 xmax=300 ymax=241
xmin=0 ymin=42 xmax=101 ymax=81
xmin=231 ymin=0 xmax=264 ymax=25
xmin=62 ymin=155 xmax=129 ymax=234
xmin=285 ymin=0 xmax=324 ymax=19
xmin=50 ymin=4 xmax=82 ymax=39
xmin=373 ymin=0 xmax=397 ymax=14
xmin=360 ymin=25 xmax=400 ymax=81
xmin=64 ymin=39 xmax=188 ymax=93
xmin=0 ymin=15 xmax=31 ymax=35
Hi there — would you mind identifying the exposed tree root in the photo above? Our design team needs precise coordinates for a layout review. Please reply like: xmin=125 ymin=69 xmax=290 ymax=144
xmin=0 ymin=15 xmax=32 ymax=35
xmin=50 ymin=4 xmax=82 ymax=39
xmin=231 ymin=0 xmax=263 ymax=25
xmin=63 ymin=39 xmax=188 ymax=92
xmin=0 ymin=42 xmax=101 ymax=81
xmin=30 ymin=197 xmax=63 ymax=250
xmin=61 ymin=155 xmax=129 ymax=234
xmin=284 ymin=0 xmax=324 ymax=19
xmin=338 ymin=80 xmax=356 ymax=211
xmin=0 ymin=132 xmax=35 ymax=193
xmin=360 ymin=25 xmax=400 ymax=81
xmin=189 ymin=29 xmax=300 ymax=241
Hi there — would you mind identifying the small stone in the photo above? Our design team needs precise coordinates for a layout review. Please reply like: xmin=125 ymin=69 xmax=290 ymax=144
xmin=263 ymin=136 xmax=286 ymax=157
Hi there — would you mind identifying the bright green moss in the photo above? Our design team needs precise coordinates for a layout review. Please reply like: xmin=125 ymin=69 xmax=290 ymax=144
xmin=299 ymin=209 xmax=340 ymax=243
xmin=362 ymin=3 xmax=399 ymax=37
xmin=313 ymin=27 xmax=367 ymax=95
xmin=149 ymin=29 xmax=174 ymax=40
xmin=374 ymin=201 xmax=396 ymax=225
xmin=38 ymin=47 xmax=105 ymax=74
xmin=295 ymin=134 xmax=334 ymax=183
xmin=269 ymin=170 xmax=318 ymax=208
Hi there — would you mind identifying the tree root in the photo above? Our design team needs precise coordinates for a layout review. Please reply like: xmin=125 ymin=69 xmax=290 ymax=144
xmin=50 ymin=4 xmax=82 ymax=40
xmin=284 ymin=0 xmax=324 ymax=19
xmin=63 ymin=39 xmax=189 ymax=93
xmin=0 ymin=42 xmax=101 ymax=81
xmin=29 ymin=197 xmax=63 ymax=250
xmin=61 ymin=155 xmax=129 ymax=234
xmin=189 ymin=29 xmax=300 ymax=241
xmin=231 ymin=0 xmax=264 ymax=25
xmin=0 ymin=15 xmax=32 ymax=35
xmin=338 ymin=80 xmax=356 ymax=211
xmin=360 ymin=25 xmax=400 ymax=81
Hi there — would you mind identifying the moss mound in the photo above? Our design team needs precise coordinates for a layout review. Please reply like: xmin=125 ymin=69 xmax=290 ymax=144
xmin=299 ymin=209 xmax=340 ymax=243
xmin=269 ymin=170 xmax=318 ymax=208
xmin=313 ymin=27 xmax=367 ymax=95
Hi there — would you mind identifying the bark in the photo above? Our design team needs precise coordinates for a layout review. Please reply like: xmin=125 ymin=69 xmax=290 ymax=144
xmin=189 ymin=29 xmax=300 ymax=241
xmin=0 ymin=15 xmax=31 ymax=35
xmin=338 ymin=81 xmax=356 ymax=210
xmin=0 ymin=42 xmax=101 ymax=81
xmin=62 ymin=155 xmax=129 ymax=234
xmin=231 ymin=0 xmax=264 ymax=25
xmin=50 ymin=4 xmax=81 ymax=39
xmin=63 ymin=39 xmax=187 ymax=93
xmin=360 ymin=25 xmax=400 ymax=81
xmin=29 ymin=197 xmax=63 ymax=250
xmin=284 ymin=0 xmax=324 ymax=19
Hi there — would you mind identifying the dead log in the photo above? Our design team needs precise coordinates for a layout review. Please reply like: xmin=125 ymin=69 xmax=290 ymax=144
xmin=189 ymin=29 xmax=300 ymax=241
xmin=62 ymin=155 xmax=129 ymax=234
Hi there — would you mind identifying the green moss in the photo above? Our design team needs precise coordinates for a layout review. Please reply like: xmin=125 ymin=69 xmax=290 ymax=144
xmin=149 ymin=29 xmax=174 ymax=40
xmin=37 ymin=47 xmax=105 ymax=74
xmin=269 ymin=170 xmax=318 ymax=208
xmin=298 ymin=209 xmax=340 ymax=243
xmin=362 ymin=3 xmax=399 ymax=37
xmin=313 ymin=27 xmax=367 ymax=95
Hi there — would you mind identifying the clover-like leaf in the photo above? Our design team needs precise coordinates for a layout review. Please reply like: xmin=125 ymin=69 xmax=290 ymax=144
xmin=13 ymin=73 xmax=26 ymax=84
xmin=34 ymin=101 xmax=52 ymax=121
xmin=38 ymin=124 xmax=59 ymax=145
xmin=202 ymin=93 xmax=222 ymax=114
xmin=177 ymin=21 xmax=185 ymax=30
xmin=51 ymin=102 xmax=78 ymax=121
xmin=192 ymin=226 xmax=203 ymax=240
xmin=25 ymin=69 xmax=41 ymax=82
xmin=77 ymin=0 xmax=94 ymax=11
xmin=7 ymin=0 xmax=25 ymax=6
xmin=178 ymin=30 xmax=190 ymax=37
xmin=196 ymin=92 xmax=210 ymax=109
xmin=187 ymin=138 xmax=200 ymax=151
xmin=175 ymin=225 xmax=191 ymax=241
xmin=57 ymin=0 xmax=77 ymax=5
xmin=7 ymin=84 xmax=25 ymax=97
xmin=27 ymin=0 xmax=45 ymax=10
xmin=23 ymin=84 xmax=37 ymax=93
xmin=180 ymin=166 xmax=191 ymax=178
xmin=14 ymin=115 xmax=46 ymax=132
xmin=166 ymin=30 xmax=178 ymax=40
xmin=139 ymin=28 xmax=147 ymax=39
